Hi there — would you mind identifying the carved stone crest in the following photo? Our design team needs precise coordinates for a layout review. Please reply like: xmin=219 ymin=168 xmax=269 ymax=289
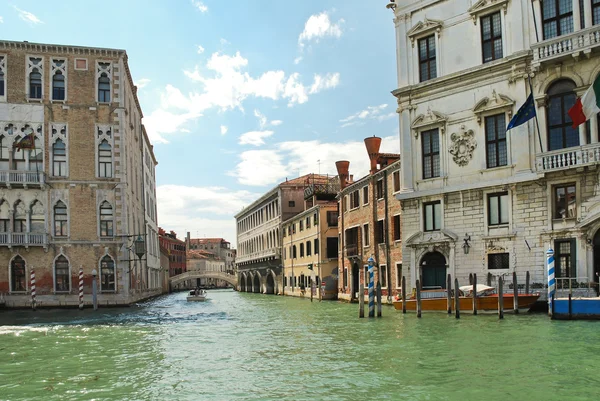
xmin=449 ymin=127 xmax=477 ymax=167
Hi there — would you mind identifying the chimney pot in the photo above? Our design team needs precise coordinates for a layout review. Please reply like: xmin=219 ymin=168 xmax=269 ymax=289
xmin=335 ymin=160 xmax=350 ymax=190
xmin=364 ymin=136 xmax=382 ymax=174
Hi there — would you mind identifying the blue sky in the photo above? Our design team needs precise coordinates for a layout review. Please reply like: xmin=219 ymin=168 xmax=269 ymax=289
xmin=0 ymin=0 xmax=400 ymax=246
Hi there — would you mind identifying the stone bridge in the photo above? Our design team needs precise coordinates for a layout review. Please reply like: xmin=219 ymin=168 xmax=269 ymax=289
xmin=169 ymin=271 xmax=238 ymax=289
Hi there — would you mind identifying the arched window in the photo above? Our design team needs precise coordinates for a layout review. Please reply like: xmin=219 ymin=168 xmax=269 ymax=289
xmin=52 ymin=139 xmax=67 ymax=177
xmin=0 ymin=135 xmax=8 ymax=162
xmin=306 ymin=240 xmax=312 ymax=256
xmin=98 ymin=140 xmax=112 ymax=178
xmin=30 ymin=135 xmax=43 ymax=172
xmin=300 ymin=243 xmax=304 ymax=257
xmin=547 ymin=79 xmax=579 ymax=151
xmin=99 ymin=201 xmax=113 ymax=237
xmin=13 ymin=201 xmax=26 ymax=233
xmin=100 ymin=255 xmax=115 ymax=291
xmin=29 ymin=69 xmax=42 ymax=99
xmin=30 ymin=200 xmax=44 ymax=233
xmin=12 ymin=137 xmax=25 ymax=170
xmin=11 ymin=256 xmax=26 ymax=292
xmin=0 ymin=200 xmax=9 ymax=233
xmin=98 ymin=73 xmax=110 ymax=102
xmin=54 ymin=201 xmax=67 ymax=237
xmin=52 ymin=71 xmax=65 ymax=100
xmin=54 ymin=255 xmax=70 ymax=292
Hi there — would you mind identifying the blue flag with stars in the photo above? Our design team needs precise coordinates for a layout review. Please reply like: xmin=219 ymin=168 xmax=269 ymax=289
xmin=506 ymin=93 xmax=536 ymax=130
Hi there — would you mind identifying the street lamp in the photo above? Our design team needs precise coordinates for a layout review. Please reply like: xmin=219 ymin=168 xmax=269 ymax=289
xmin=463 ymin=234 xmax=471 ymax=255
xmin=134 ymin=235 xmax=146 ymax=260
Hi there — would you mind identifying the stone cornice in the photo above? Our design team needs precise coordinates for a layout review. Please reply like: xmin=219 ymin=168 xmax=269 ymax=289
xmin=407 ymin=18 xmax=443 ymax=45
xmin=468 ymin=0 xmax=510 ymax=24
xmin=473 ymin=90 xmax=515 ymax=124
xmin=0 ymin=40 xmax=125 ymax=57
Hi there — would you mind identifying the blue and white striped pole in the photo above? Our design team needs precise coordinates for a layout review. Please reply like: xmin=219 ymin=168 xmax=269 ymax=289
xmin=368 ymin=256 xmax=375 ymax=318
xmin=547 ymin=247 xmax=555 ymax=316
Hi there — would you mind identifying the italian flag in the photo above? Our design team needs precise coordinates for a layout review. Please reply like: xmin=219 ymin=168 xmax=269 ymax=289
xmin=568 ymin=74 xmax=600 ymax=128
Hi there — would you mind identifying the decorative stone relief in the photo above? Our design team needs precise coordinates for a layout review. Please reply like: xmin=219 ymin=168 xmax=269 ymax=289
xmin=449 ymin=126 xmax=477 ymax=167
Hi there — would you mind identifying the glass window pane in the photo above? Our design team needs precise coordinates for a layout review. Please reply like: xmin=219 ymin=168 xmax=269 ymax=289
xmin=425 ymin=204 xmax=433 ymax=231
xmin=434 ymin=203 xmax=442 ymax=229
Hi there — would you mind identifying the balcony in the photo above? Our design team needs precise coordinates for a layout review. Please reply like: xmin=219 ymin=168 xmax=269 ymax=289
xmin=532 ymin=25 xmax=600 ymax=67
xmin=236 ymin=247 xmax=281 ymax=264
xmin=0 ymin=170 xmax=46 ymax=188
xmin=536 ymin=143 xmax=600 ymax=173
xmin=0 ymin=232 xmax=48 ymax=247
xmin=345 ymin=244 xmax=358 ymax=258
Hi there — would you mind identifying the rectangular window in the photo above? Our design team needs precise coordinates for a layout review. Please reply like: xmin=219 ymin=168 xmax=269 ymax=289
xmin=52 ymin=141 xmax=67 ymax=177
xmin=554 ymin=183 xmax=576 ymax=219
xmin=299 ymin=220 xmax=304 ymax=231
xmin=314 ymin=213 xmax=318 ymax=225
xmin=0 ymin=55 xmax=5 ymax=98
xmin=363 ymin=223 xmax=370 ymax=247
xmin=350 ymin=190 xmax=360 ymax=209
xmin=98 ymin=142 xmax=112 ymax=178
xmin=555 ymin=239 xmax=576 ymax=278
xmin=327 ymin=211 xmax=338 ymax=227
xmin=418 ymin=35 xmax=436 ymax=82
xmin=488 ymin=192 xmax=509 ymax=226
xmin=380 ymin=265 xmax=387 ymax=288
xmin=488 ymin=253 xmax=509 ymax=269
xmin=376 ymin=220 xmax=385 ymax=244
xmin=393 ymin=171 xmax=400 ymax=192
xmin=314 ymin=239 xmax=319 ymax=255
xmin=396 ymin=263 xmax=403 ymax=289
xmin=54 ymin=205 xmax=68 ymax=237
xmin=485 ymin=114 xmax=507 ymax=168
xmin=289 ymin=200 xmax=295 ymax=207
xmin=376 ymin=179 xmax=384 ymax=199
xmin=542 ymin=0 xmax=573 ymax=39
xmin=481 ymin=12 xmax=503 ymax=63
xmin=363 ymin=186 xmax=369 ymax=205
xmin=326 ymin=237 xmax=338 ymax=259
xmin=343 ymin=268 xmax=348 ymax=288
xmin=422 ymin=129 xmax=440 ymax=179
xmin=393 ymin=215 xmax=401 ymax=241
xmin=424 ymin=201 xmax=442 ymax=232
xmin=306 ymin=217 xmax=311 ymax=229
xmin=594 ymin=0 xmax=600 ymax=25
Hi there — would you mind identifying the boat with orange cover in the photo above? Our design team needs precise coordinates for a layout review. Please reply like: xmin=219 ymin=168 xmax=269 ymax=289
xmin=392 ymin=284 xmax=540 ymax=312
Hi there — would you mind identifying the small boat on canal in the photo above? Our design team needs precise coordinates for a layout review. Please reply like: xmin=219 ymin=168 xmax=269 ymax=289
xmin=392 ymin=284 xmax=540 ymax=312
xmin=187 ymin=289 xmax=208 ymax=302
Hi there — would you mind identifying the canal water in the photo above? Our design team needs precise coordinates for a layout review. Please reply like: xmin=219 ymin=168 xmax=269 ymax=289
xmin=1 ymin=290 xmax=599 ymax=401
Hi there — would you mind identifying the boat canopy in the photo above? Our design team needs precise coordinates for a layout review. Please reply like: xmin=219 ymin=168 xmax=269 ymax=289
xmin=458 ymin=284 xmax=495 ymax=296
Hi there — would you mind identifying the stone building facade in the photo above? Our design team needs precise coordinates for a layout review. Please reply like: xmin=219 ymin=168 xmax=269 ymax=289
xmin=187 ymin=236 xmax=235 ymax=274
xmin=336 ymin=138 xmax=403 ymax=302
xmin=0 ymin=40 xmax=160 ymax=307
xmin=390 ymin=0 xmax=600 ymax=294
xmin=281 ymin=200 xmax=339 ymax=300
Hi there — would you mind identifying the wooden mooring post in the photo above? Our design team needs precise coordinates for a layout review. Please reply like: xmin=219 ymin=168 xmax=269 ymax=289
xmin=498 ymin=277 xmax=504 ymax=319
xmin=472 ymin=273 xmax=478 ymax=315
xmin=401 ymin=276 xmax=407 ymax=314
xmin=513 ymin=272 xmax=519 ymax=314
xmin=454 ymin=278 xmax=460 ymax=319
xmin=376 ymin=282 xmax=382 ymax=318
xmin=446 ymin=274 xmax=452 ymax=314
xmin=525 ymin=271 xmax=530 ymax=295
xmin=416 ymin=279 xmax=422 ymax=318
xmin=359 ymin=284 xmax=364 ymax=318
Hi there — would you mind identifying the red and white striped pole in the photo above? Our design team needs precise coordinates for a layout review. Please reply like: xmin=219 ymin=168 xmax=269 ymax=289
xmin=30 ymin=267 xmax=36 ymax=310
xmin=79 ymin=266 xmax=84 ymax=310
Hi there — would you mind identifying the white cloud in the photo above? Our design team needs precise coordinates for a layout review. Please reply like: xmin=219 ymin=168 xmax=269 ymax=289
xmin=298 ymin=12 xmax=344 ymax=48
xmin=197 ymin=45 xmax=205 ymax=54
xmin=340 ymin=104 xmax=396 ymax=128
xmin=145 ymin=51 xmax=337 ymax=142
xmin=271 ymin=120 xmax=283 ymax=126
xmin=135 ymin=78 xmax=151 ymax=89
xmin=157 ymin=185 xmax=259 ymax=247
xmin=13 ymin=6 xmax=43 ymax=24
xmin=220 ymin=125 xmax=228 ymax=135
xmin=0 ymin=16 xmax=3 ymax=23
xmin=229 ymin=136 xmax=400 ymax=186
xmin=254 ymin=109 xmax=283 ymax=130
xmin=191 ymin=0 xmax=208 ymax=12
xmin=294 ymin=56 xmax=303 ymax=64
xmin=238 ymin=130 xmax=274 ymax=146
xmin=220 ymin=38 xmax=230 ymax=45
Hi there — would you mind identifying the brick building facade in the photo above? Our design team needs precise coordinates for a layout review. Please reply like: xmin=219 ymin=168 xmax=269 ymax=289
xmin=0 ymin=40 xmax=160 ymax=307
xmin=158 ymin=228 xmax=186 ymax=277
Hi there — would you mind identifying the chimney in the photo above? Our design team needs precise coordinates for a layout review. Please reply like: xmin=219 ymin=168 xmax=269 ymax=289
xmin=364 ymin=136 xmax=382 ymax=174
xmin=335 ymin=160 xmax=350 ymax=190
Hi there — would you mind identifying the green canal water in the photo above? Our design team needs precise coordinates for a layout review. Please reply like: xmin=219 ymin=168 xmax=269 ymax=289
xmin=1 ymin=290 xmax=599 ymax=401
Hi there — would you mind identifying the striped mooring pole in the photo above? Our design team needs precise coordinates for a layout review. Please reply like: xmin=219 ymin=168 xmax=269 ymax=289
xmin=547 ymin=247 xmax=555 ymax=316
xmin=79 ymin=266 xmax=84 ymax=310
xmin=30 ymin=267 xmax=36 ymax=310
xmin=368 ymin=256 xmax=375 ymax=318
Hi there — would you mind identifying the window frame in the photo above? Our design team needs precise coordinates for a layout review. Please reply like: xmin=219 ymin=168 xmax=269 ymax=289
xmin=487 ymin=192 xmax=509 ymax=226
xmin=485 ymin=113 xmax=508 ymax=169
xmin=553 ymin=183 xmax=577 ymax=220
xmin=99 ymin=201 xmax=114 ymax=237
xmin=541 ymin=0 xmax=574 ymax=40
xmin=488 ymin=252 xmax=510 ymax=270
xmin=0 ymin=54 xmax=6 ymax=101
xmin=363 ymin=223 xmax=370 ymax=247
xmin=418 ymin=34 xmax=437 ymax=82
xmin=546 ymin=80 xmax=579 ymax=151
xmin=362 ymin=186 xmax=369 ymax=205
xmin=54 ymin=201 xmax=68 ymax=237
xmin=554 ymin=238 xmax=576 ymax=279
xmin=100 ymin=255 xmax=116 ymax=292
xmin=380 ymin=264 xmax=387 ymax=288
xmin=52 ymin=139 xmax=67 ymax=177
xmin=423 ymin=200 xmax=442 ymax=232
xmin=53 ymin=255 xmax=71 ymax=293
xmin=594 ymin=0 xmax=600 ymax=26
xmin=376 ymin=179 xmax=384 ymax=200
xmin=393 ymin=171 xmax=400 ymax=193
xmin=421 ymin=128 xmax=440 ymax=179
xmin=480 ymin=11 xmax=503 ymax=63
xmin=396 ymin=262 xmax=403 ymax=289
xmin=393 ymin=214 xmax=401 ymax=241
xmin=10 ymin=256 xmax=27 ymax=293
xmin=98 ymin=139 xmax=113 ymax=178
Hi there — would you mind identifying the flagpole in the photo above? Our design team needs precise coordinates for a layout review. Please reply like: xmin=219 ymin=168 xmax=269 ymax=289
xmin=529 ymin=75 xmax=544 ymax=153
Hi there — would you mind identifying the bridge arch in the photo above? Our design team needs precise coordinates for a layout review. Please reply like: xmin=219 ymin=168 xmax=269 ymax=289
xmin=169 ymin=271 xmax=237 ymax=289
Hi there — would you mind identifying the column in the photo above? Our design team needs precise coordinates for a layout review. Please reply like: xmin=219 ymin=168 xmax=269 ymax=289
xmin=399 ymin=108 xmax=414 ymax=192
xmin=395 ymin=14 xmax=409 ymax=87
xmin=579 ymin=123 xmax=587 ymax=146
xmin=591 ymin=115 xmax=599 ymax=143
xmin=535 ymin=97 xmax=548 ymax=153
xmin=573 ymin=0 xmax=581 ymax=31
xmin=532 ymin=0 xmax=544 ymax=41
xmin=584 ymin=0 xmax=593 ymax=28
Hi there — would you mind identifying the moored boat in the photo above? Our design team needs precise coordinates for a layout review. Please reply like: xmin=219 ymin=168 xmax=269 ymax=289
xmin=392 ymin=284 xmax=539 ymax=312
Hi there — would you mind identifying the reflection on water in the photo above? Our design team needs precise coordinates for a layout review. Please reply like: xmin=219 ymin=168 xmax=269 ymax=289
xmin=1 ymin=289 xmax=599 ymax=401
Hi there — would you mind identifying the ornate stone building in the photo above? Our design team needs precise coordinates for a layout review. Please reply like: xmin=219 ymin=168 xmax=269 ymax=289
xmin=0 ymin=40 xmax=160 ymax=307
xmin=389 ymin=0 xmax=600 ymax=294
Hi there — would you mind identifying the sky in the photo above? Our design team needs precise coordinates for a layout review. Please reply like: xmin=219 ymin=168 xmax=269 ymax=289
xmin=0 ymin=0 xmax=400 ymax=247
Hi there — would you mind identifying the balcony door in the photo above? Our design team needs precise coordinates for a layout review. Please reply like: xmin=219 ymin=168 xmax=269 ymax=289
xmin=547 ymin=79 xmax=579 ymax=151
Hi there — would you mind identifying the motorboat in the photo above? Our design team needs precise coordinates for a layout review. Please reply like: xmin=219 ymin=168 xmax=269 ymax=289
xmin=392 ymin=284 xmax=539 ymax=312
xmin=187 ymin=289 xmax=207 ymax=302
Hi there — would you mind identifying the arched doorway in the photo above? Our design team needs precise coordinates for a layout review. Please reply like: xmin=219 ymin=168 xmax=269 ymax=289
xmin=253 ymin=274 xmax=261 ymax=293
xmin=265 ymin=273 xmax=275 ymax=294
xmin=352 ymin=261 xmax=359 ymax=300
xmin=420 ymin=252 xmax=447 ymax=289
xmin=594 ymin=230 xmax=600 ymax=295
xmin=240 ymin=276 xmax=246 ymax=292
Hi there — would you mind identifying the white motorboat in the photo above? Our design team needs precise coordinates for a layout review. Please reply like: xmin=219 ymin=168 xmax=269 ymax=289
xmin=187 ymin=289 xmax=207 ymax=302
